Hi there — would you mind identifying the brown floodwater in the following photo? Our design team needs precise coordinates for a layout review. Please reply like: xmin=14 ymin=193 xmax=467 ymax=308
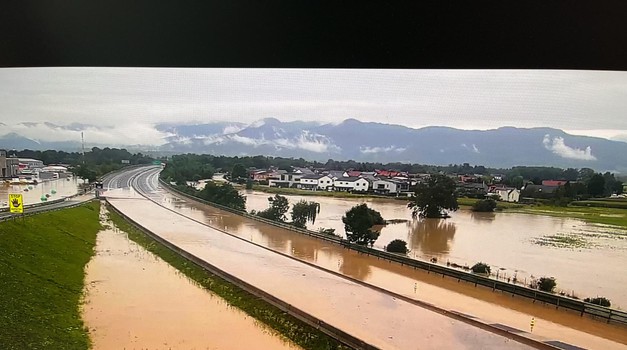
xmin=82 ymin=204 xmax=301 ymax=350
xmin=243 ymin=191 xmax=627 ymax=309
xmin=105 ymin=191 xmax=536 ymax=350
xmin=0 ymin=177 xmax=83 ymax=207
xmin=102 ymin=167 xmax=627 ymax=349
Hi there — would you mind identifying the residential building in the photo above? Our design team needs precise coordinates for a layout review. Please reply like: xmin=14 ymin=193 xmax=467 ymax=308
xmin=542 ymin=180 xmax=568 ymax=187
xmin=299 ymin=174 xmax=334 ymax=191
xmin=489 ymin=186 xmax=520 ymax=202
xmin=269 ymin=172 xmax=304 ymax=188
xmin=333 ymin=176 xmax=370 ymax=192
xmin=372 ymin=179 xmax=398 ymax=194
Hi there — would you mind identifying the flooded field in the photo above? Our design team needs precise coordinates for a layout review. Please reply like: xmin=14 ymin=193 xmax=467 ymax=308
xmin=0 ymin=177 xmax=83 ymax=207
xmin=244 ymin=191 xmax=627 ymax=309
xmin=82 ymin=205 xmax=300 ymax=350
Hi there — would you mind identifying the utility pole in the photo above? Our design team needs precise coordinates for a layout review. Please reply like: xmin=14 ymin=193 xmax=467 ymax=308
xmin=81 ymin=132 xmax=85 ymax=165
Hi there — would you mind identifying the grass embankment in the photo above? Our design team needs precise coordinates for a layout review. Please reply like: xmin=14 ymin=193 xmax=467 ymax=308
xmin=0 ymin=201 xmax=101 ymax=350
xmin=458 ymin=197 xmax=627 ymax=227
xmin=106 ymin=205 xmax=351 ymax=350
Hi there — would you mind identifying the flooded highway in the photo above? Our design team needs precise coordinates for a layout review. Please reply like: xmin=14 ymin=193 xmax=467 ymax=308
xmin=0 ymin=177 xmax=83 ymax=207
xmin=244 ymin=190 xmax=627 ymax=309
xmin=83 ymin=205 xmax=301 ymax=350
xmin=122 ymin=166 xmax=627 ymax=350
xmin=103 ymin=167 xmax=538 ymax=350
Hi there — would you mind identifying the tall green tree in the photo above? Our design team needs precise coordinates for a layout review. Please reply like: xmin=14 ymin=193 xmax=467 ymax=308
xmin=587 ymin=173 xmax=606 ymax=197
xmin=408 ymin=174 xmax=459 ymax=218
xmin=291 ymin=200 xmax=320 ymax=228
xmin=231 ymin=163 xmax=248 ymax=179
xmin=257 ymin=195 xmax=290 ymax=222
xmin=198 ymin=182 xmax=246 ymax=211
xmin=342 ymin=204 xmax=384 ymax=246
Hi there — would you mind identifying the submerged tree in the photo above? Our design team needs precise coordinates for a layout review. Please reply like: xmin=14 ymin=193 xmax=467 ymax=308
xmin=257 ymin=194 xmax=290 ymax=222
xmin=291 ymin=200 xmax=320 ymax=228
xmin=342 ymin=203 xmax=384 ymax=246
xmin=408 ymin=174 xmax=459 ymax=218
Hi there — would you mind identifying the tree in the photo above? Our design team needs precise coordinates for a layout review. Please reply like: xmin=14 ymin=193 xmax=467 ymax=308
xmin=198 ymin=182 xmax=246 ymax=211
xmin=342 ymin=204 xmax=384 ymax=246
xmin=471 ymin=262 xmax=491 ymax=274
xmin=291 ymin=200 xmax=320 ymax=228
xmin=587 ymin=174 xmax=606 ymax=197
xmin=408 ymin=174 xmax=459 ymax=218
xmin=537 ymin=277 xmax=557 ymax=293
xmin=231 ymin=163 xmax=248 ymax=180
xmin=472 ymin=199 xmax=497 ymax=212
xmin=385 ymin=239 xmax=409 ymax=254
xmin=257 ymin=195 xmax=290 ymax=222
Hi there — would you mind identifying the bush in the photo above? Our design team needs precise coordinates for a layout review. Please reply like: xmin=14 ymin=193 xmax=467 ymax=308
xmin=537 ymin=277 xmax=557 ymax=293
xmin=385 ymin=239 xmax=409 ymax=254
xmin=471 ymin=262 xmax=491 ymax=274
xmin=472 ymin=199 xmax=497 ymax=212
xmin=584 ymin=297 xmax=611 ymax=307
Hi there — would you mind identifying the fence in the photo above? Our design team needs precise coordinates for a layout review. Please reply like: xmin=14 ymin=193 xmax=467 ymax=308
xmin=159 ymin=179 xmax=627 ymax=327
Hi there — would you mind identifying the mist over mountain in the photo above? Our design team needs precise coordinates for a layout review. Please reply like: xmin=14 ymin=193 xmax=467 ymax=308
xmin=2 ymin=118 xmax=626 ymax=172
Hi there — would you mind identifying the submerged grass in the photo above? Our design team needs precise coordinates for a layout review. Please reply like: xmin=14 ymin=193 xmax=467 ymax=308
xmin=106 ymin=204 xmax=351 ymax=350
xmin=533 ymin=234 xmax=589 ymax=249
xmin=514 ymin=205 xmax=627 ymax=228
xmin=0 ymin=201 xmax=101 ymax=350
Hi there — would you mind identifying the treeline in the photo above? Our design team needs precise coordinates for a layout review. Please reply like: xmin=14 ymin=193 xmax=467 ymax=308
xmin=160 ymin=154 xmax=624 ymax=184
xmin=10 ymin=148 xmax=154 ymax=181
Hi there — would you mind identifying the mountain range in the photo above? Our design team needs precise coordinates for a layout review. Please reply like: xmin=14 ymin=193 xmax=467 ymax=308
xmin=2 ymin=118 xmax=627 ymax=172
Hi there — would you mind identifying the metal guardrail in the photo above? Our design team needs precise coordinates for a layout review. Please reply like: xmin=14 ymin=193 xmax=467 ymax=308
xmin=106 ymin=201 xmax=379 ymax=350
xmin=160 ymin=178 xmax=627 ymax=327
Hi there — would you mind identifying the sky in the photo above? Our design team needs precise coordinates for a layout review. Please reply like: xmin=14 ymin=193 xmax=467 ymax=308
xmin=1 ymin=68 xmax=626 ymax=145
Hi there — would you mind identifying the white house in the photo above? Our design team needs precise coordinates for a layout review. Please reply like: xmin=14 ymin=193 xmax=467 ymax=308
xmin=494 ymin=187 xmax=520 ymax=202
xmin=333 ymin=176 xmax=370 ymax=192
xmin=299 ymin=174 xmax=334 ymax=191
xmin=372 ymin=179 xmax=398 ymax=194
xmin=269 ymin=172 xmax=303 ymax=188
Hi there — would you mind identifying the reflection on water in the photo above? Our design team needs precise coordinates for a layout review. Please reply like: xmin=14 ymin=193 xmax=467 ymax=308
xmin=408 ymin=218 xmax=457 ymax=256
xmin=470 ymin=211 xmax=497 ymax=223
xmin=339 ymin=256 xmax=372 ymax=280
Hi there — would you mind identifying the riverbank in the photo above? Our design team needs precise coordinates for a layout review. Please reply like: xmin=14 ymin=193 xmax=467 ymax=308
xmin=106 ymin=204 xmax=350 ymax=350
xmin=0 ymin=201 xmax=100 ymax=349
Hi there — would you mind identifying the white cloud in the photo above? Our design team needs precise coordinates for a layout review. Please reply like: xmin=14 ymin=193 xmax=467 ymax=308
xmin=360 ymin=145 xmax=406 ymax=154
xmin=2 ymin=122 xmax=171 ymax=146
xmin=461 ymin=143 xmax=480 ymax=153
xmin=542 ymin=135 xmax=597 ymax=161
xmin=222 ymin=125 xmax=244 ymax=134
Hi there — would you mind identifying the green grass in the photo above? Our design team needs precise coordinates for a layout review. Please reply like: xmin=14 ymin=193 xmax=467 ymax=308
xmin=513 ymin=205 xmax=627 ymax=228
xmin=0 ymin=201 xmax=101 ymax=350
xmin=456 ymin=197 xmax=524 ymax=209
xmin=106 ymin=205 xmax=351 ymax=350
xmin=570 ymin=200 xmax=627 ymax=209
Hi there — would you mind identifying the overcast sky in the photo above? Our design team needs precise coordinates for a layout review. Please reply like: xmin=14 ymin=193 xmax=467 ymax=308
xmin=1 ymin=68 xmax=626 ymax=144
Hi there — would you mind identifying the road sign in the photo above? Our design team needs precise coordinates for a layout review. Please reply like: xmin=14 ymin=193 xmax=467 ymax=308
xmin=9 ymin=194 xmax=24 ymax=214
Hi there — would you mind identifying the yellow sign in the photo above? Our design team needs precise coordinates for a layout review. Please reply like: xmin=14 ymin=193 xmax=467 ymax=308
xmin=9 ymin=194 xmax=24 ymax=214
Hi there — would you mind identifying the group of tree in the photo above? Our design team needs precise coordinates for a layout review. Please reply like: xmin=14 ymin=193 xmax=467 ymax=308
xmin=471 ymin=199 xmax=497 ymax=212
xmin=160 ymin=154 xmax=215 ymax=185
xmin=408 ymin=174 xmax=459 ymax=218
xmin=342 ymin=203 xmax=385 ymax=246
xmin=196 ymin=182 xmax=246 ymax=211
xmin=10 ymin=147 xmax=154 ymax=182
xmin=254 ymin=195 xmax=321 ymax=229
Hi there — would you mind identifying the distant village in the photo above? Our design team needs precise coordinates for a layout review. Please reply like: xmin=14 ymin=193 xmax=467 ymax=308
xmin=0 ymin=149 xmax=73 ymax=183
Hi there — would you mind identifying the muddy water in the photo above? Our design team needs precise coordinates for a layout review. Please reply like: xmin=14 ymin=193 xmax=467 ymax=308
xmin=82 ymin=205 xmax=301 ymax=350
xmin=107 ymin=196 xmax=535 ymax=350
xmin=244 ymin=191 xmax=627 ymax=308
xmin=150 ymin=192 xmax=627 ymax=349
xmin=0 ymin=177 xmax=83 ymax=207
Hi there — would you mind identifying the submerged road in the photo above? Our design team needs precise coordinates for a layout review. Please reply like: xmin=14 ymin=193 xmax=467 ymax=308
xmin=102 ymin=166 xmax=539 ymax=350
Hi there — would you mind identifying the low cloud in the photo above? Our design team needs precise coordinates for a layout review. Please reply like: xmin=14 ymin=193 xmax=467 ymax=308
xmin=542 ymin=135 xmax=596 ymax=161
xmin=461 ymin=143 xmax=480 ymax=153
xmin=360 ymin=145 xmax=406 ymax=154
xmin=2 ymin=122 xmax=171 ymax=146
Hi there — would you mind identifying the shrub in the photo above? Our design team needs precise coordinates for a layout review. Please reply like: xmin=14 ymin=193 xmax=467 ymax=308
xmin=471 ymin=262 xmax=491 ymax=274
xmin=537 ymin=277 xmax=557 ymax=293
xmin=385 ymin=239 xmax=409 ymax=254
xmin=472 ymin=199 xmax=497 ymax=212
xmin=584 ymin=297 xmax=611 ymax=307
